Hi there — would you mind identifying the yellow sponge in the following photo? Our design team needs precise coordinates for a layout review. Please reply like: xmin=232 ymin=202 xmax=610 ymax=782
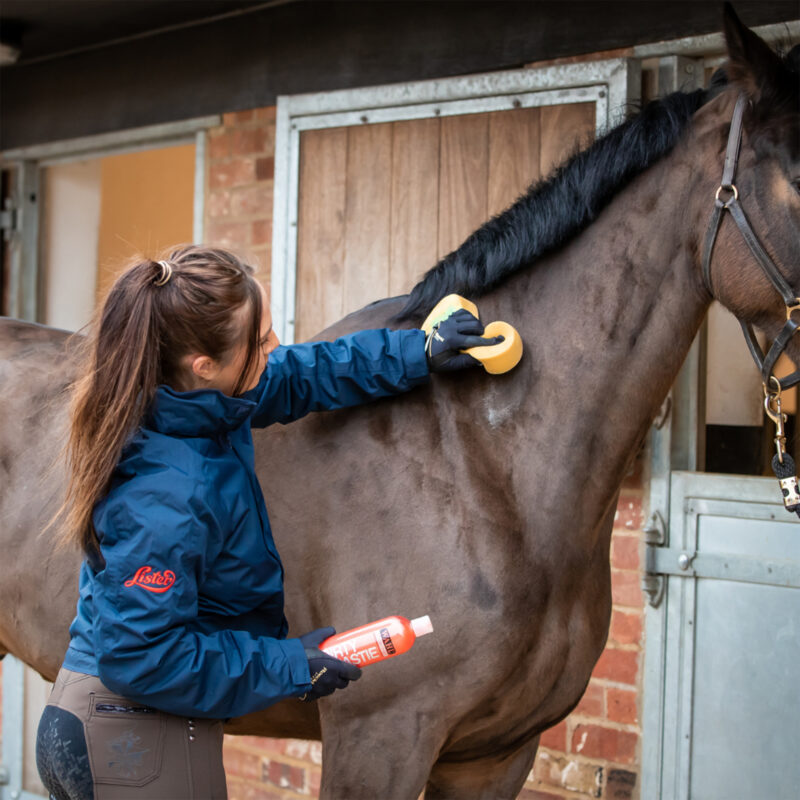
xmin=421 ymin=294 xmax=523 ymax=375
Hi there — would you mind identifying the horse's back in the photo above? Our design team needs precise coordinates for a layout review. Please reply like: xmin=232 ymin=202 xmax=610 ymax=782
xmin=0 ymin=316 xmax=76 ymax=357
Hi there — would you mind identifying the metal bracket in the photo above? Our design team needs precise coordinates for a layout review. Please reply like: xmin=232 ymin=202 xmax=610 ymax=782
xmin=0 ymin=763 xmax=9 ymax=785
xmin=0 ymin=198 xmax=17 ymax=242
xmin=646 ymin=546 xmax=800 ymax=588
xmin=643 ymin=510 xmax=667 ymax=545
xmin=643 ymin=511 xmax=669 ymax=606
xmin=642 ymin=572 xmax=666 ymax=607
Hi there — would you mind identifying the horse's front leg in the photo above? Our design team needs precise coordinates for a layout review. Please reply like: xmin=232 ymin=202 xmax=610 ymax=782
xmin=318 ymin=700 xmax=445 ymax=800
xmin=425 ymin=736 xmax=540 ymax=800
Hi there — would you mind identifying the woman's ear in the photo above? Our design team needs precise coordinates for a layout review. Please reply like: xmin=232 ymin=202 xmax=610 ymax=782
xmin=185 ymin=354 xmax=219 ymax=385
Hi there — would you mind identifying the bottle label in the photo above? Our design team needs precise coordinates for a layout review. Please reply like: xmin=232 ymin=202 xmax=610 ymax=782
xmin=379 ymin=627 xmax=396 ymax=655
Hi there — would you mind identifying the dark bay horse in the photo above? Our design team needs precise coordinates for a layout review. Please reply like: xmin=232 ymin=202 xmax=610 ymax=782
xmin=1 ymin=8 xmax=798 ymax=798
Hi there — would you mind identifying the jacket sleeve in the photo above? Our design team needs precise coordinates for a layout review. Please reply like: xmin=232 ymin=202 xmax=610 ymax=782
xmin=91 ymin=478 xmax=312 ymax=719
xmin=244 ymin=328 xmax=429 ymax=428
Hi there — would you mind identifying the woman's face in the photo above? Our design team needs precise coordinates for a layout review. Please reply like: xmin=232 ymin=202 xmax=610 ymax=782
xmin=187 ymin=281 xmax=280 ymax=396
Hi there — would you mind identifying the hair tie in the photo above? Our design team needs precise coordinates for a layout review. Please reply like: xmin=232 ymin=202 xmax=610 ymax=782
xmin=154 ymin=260 xmax=173 ymax=286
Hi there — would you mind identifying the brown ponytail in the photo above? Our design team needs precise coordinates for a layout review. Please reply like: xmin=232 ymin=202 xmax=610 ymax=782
xmin=46 ymin=245 xmax=263 ymax=559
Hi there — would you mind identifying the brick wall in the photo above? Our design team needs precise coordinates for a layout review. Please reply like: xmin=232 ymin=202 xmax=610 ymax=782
xmin=205 ymin=109 xmax=276 ymax=289
xmin=206 ymin=108 xmax=646 ymax=800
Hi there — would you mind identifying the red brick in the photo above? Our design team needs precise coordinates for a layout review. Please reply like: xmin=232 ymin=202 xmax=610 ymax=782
xmin=288 ymin=765 xmax=306 ymax=793
xmin=210 ymin=157 xmax=257 ymax=189
xmin=575 ymin=681 xmax=604 ymax=718
xmin=222 ymin=746 xmax=261 ymax=781
xmin=206 ymin=221 xmax=250 ymax=249
xmin=614 ymin=495 xmax=643 ymax=530
xmin=610 ymin=610 xmax=642 ymax=646
xmin=223 ymin=109 xmax=255 ymax=125
xmin=607 ymin=688 xmax=638 ymax=725
xmin=233 ymin=128 xmax=269 ymax=156
xmin=571 ymin=723 xmax=637 ymax=764
xmin=256 ymin=156 xmax=275 ymax=181
xmin=611 ymin=534 xmax=640 ymax=570
xmin=231 ymin=185 xmax=273 ymax=218
xmin=606 ymin=767 xmax=638 ymax=799
xmin=208 ymin=130 xmax=233 ymax=160
xmin=248 ymin=246 xmax=269 ymax=274
xmin=539 ymin=719 xmax=566 ymax=751
xmin=592 ymin=647 xmax=638 ymax=685
xmin=264 ymin=759 xmax=284 ymax=788
xmin=207 ymin=189 xmax=232 ymax=218
xmin=308 ymin=766 xmax=321 ymax=794
xmin=611 ymin=568 xmax=644 ymax=608
xmin=252 ymin=219 xmax=272 ymax=246
xmin=255 ymin=106 xmax=277 ymax=122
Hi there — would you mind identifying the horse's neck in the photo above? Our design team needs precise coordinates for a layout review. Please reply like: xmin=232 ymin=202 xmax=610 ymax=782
xmin=472 ymin=126 xmax=714 ymax=538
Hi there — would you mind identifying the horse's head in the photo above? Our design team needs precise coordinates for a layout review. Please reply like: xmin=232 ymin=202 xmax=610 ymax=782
xmin=699 ymin=5 xmax=800 ymax=372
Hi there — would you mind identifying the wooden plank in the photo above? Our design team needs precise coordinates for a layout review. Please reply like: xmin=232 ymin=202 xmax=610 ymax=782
xmin=539 ymin=102 xmax=596 ymax=179
xmin=389 ymin=117 xmax=440 ymax=297
xmin=487 ymin=106 xmax=541 ymax=219
xmin=438 ymin=112 xmax=490 ymax=260
xmin=295 ymin=127 xmax=347 ymax=342
xmin=342 ymin=122 xmax=394 ymax=316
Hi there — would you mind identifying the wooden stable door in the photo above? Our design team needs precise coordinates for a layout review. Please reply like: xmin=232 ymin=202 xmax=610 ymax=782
xmin=294 ymin=104 xmax=594 ymax=342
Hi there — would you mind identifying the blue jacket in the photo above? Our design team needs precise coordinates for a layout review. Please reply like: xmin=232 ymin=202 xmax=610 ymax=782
xmin=63 ymin=328 xmax=429 ymax=718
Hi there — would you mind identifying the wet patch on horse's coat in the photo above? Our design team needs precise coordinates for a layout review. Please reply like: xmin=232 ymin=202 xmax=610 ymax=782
xmin=470 ymin=570 xmax=498 ymax=610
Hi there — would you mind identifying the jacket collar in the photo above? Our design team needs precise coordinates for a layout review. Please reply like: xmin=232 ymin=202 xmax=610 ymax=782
xmin=144 ymin=383 xmax=256 ymax=437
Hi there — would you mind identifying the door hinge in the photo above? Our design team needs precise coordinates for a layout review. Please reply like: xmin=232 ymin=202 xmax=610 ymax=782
xmin=0 ymin=763 xmax=10 ymax=785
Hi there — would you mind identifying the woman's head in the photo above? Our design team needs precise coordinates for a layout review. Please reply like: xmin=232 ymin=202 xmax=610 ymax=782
xmin=99 ymin=245 xmax=276 ymax=397
xmin=51 ymin=244 xmax=277 ymax=557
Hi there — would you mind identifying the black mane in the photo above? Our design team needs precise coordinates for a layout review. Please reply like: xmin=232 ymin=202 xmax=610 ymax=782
xmin=396 ymin=87 xmax=711 ymax=321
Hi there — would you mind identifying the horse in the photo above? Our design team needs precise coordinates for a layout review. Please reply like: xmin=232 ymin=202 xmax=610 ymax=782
xmin=1 ymin=6 xmax=797 ymax=798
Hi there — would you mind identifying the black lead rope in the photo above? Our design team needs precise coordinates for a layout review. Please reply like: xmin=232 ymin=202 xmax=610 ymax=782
xmin=703 ymin=94 xmax=800 ymax=517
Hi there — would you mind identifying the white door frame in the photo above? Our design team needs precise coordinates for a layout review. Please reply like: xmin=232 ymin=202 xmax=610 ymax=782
xmin=1 ymin=115 xmax=219 ymax=323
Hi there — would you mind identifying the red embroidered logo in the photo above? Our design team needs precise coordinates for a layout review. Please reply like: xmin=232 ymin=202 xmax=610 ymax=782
xmin=124 ymin=566 xmax=176 ymax=593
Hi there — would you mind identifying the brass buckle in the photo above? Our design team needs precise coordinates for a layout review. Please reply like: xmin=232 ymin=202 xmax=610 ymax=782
xmin=763 ymin=377 xmax=787 ymax=463
xmin=786 ymin=300 xmax=800 ymax=320
xmin=714 ymin=183 xmax=739 ymax=208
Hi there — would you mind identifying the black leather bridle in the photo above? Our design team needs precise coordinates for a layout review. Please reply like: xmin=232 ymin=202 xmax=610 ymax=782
xmin=702 ymin=93 xmax=800 ymax=391
xmin=702 ymin=93 xmax=800 ymax=514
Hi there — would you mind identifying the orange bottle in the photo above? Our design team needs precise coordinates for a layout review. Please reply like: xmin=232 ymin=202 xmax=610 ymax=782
xmin=320 ymin=615 xmax=433 ymax=667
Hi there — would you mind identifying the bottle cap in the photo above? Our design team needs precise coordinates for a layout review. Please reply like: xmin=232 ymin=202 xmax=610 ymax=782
xmin=410 ymin=615 xmax=433 ymax=637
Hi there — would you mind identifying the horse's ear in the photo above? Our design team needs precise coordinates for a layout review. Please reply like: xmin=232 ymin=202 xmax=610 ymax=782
xmin=722 ymin=2 xmax=784 ymax=106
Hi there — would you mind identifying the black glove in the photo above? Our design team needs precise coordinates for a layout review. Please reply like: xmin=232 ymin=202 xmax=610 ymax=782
xmin=425 ymin=308 xmax=505 ymax=372
xmin=298 ymin=627 xmax=362 ymax=702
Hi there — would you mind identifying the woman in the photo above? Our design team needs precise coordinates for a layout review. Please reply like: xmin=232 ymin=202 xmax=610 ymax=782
xmin=36 ymin=245 xmax=498 ymax=799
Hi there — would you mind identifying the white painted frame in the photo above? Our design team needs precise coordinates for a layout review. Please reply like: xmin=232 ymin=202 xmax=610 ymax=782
xmin=271 ymin=58 xmax=639 ymax=344
xmin=1 ymin=115 xmax=220 ymax=322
